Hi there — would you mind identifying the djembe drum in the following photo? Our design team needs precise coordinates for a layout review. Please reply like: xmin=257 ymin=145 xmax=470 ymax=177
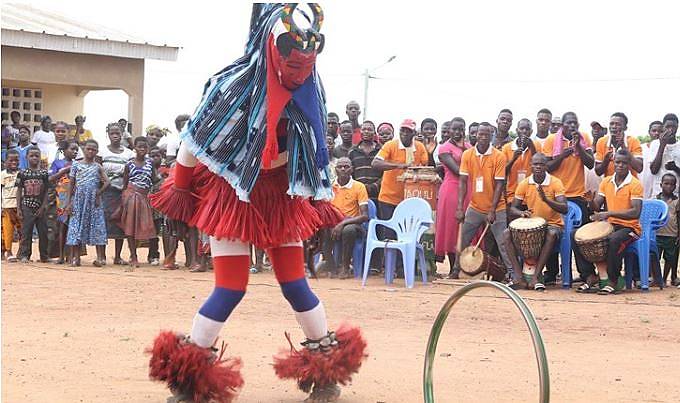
xmin=509 ymin=217 xmax=547 ymax=282
xmin=574 ymin=221 xmax=614 ymax=281
xmin=459 ymin=246 xmax=506 ymax=282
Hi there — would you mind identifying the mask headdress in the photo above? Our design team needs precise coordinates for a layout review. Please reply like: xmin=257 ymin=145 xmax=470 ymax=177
xmin=180 ymin=4 xmax=331 ymax=202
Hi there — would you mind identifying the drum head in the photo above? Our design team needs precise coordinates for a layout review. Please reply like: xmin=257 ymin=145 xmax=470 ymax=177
xmin=574 ymin=221 xmax=614 ymax=242
xmin=460 ymin=246 xmax=485 ymax=270
xmin=509 ymin=217 xmax=547 ymax=231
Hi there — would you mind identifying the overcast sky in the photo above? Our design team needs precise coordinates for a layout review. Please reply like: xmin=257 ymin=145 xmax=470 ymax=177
xmin=13 ymin=0 xmax=680 ymax=142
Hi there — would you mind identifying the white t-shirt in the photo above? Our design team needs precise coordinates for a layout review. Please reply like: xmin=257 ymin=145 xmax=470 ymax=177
xmin=646 ymin=139 xmax=680 ymax=197
xmin=98 ymin=145 xmax=135 ymax=190
xmin=31 ymin=129 xmax=55 ymax=158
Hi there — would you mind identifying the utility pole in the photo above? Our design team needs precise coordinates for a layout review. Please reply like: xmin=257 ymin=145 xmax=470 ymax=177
xmin=362 ymin=55 xmax=396 ymax=121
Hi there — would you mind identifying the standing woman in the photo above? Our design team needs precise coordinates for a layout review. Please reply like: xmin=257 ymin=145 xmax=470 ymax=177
xmin=119 ymin=137 xmax=158 ymax=268
xmin=99 ymin=123 xmax=135 ymax=265
xmin=435 ymin=117 xmax=471 ymax=278
xmin=420 ymin=118 xmax=438 ymax=167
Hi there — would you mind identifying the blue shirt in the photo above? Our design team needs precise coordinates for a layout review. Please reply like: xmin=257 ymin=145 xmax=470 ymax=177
xmin=14 ymin=144 xmax=31 ymax=170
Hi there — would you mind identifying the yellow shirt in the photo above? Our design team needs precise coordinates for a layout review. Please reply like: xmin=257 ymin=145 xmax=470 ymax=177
xmin=594 ymin=134 xmax=643 ymax=177
xmin=502 ymin=139 xmax=540 ymax=202
xmin=332 ymin=178 xmax=369 ymax=218
xmin=514 ymin=174 xmax=565 ymax=228
xmin=459 ymin=145 xmax=507 ymax=213
xmin=541 ymin=132 xmax=593 ymax=198
xmin=598 ymin=173 xmax=643 ymax=235
xmin=376 ymin=138 xmax=428 ymax=205
xmin=68 ymin=128 xmax=93 ymax=143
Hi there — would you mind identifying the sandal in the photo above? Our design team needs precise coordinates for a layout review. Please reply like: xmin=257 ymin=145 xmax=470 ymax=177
xmin=113 ymin=258 xmax=128 ymax=266
xmin=576 ymin=283 xmax=599 ymax=293
xmin=93 ymin=260 xmax=104 ymax=268
xmin=598 ymin=285 xmax=617 ymax=295
xmin=7 ymin=256 xmax=18 ymax=263
xmin=161 ymin=263 xmax=179 ymax=270
xmin=534 ymin=282 xmax=546 ymax=292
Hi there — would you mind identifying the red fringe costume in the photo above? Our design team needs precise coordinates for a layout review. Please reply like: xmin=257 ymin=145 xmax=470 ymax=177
xmin=146 ymin=5 xmax=366 ymax=402
xmin=154 ymin=163 xmax=343 ymax=250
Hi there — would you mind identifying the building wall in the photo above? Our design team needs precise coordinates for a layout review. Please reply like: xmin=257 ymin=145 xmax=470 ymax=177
xmin=1 ymin=45 xmax=144 ymax=135
xmin=2 ymin=80 xmax=84 ymax=129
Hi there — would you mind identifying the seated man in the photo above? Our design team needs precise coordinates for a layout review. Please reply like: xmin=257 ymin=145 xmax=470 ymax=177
xmin=574 ymin=149 xmax=642 ymax=294
xmin=325 ymin=157 xmax=369 ymax=279
xmin=503 ymin=153 xmax=567 ymax=291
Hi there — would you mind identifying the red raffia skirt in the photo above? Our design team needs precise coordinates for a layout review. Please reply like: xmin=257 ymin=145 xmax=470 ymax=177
xmin=153 ymin=164 xmax=343 ymax=250
xmin=117 ymin=185 xmax=157 ymax=241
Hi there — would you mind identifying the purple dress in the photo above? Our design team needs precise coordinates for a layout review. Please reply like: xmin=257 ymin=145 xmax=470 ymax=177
xmin=435 ymin=141 xmax=471 ymax=256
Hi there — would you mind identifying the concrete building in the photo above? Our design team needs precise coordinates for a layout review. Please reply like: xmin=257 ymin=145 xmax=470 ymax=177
xmin=1 ymin=3 xmax=179 ymax=135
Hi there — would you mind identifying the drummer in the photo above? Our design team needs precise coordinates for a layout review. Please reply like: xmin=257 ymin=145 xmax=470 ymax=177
xmin=574 ymin=148 xmax=642 ymax=294
xmin=455 ymin=122 xmax=512 ymax=279
xmin=503 ymin=153 xmax=568 ymax=290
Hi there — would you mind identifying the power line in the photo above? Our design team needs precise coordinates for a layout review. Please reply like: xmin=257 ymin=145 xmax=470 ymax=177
xmin=368 ymin=75 xmax=680 ymax=84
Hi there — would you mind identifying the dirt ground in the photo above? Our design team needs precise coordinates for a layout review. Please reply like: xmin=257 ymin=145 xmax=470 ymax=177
xmin=2 ymin=245 xmax=680 ymax=403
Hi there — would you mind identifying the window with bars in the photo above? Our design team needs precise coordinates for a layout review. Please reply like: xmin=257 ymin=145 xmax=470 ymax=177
xmin=1 ymin=86 xmax=44 ymax=132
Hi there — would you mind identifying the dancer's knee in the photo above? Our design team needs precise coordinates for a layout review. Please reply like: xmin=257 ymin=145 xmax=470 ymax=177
xmin=280 ymin=277 xmax=319 ymax=312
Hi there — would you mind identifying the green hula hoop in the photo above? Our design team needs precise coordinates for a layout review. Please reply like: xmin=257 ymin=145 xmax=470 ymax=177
xmin=423 ymin=281 xmax=550 ymax=403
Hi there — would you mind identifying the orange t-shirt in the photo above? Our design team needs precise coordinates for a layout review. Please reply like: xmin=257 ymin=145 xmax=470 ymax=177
xmin=332 ymin=179 xmax=369 ymax=218
xmin=502 ymin=140 xmax=541 ymax=202
xmin=514 ymin=174 xmax=566 ymax=228
xmin=376 ymin=139 xmax=428 ymax=205
xmin=541 ymin=132 xmax=593 ymax=198
xmin=598 ymin=173 xmax=643 ymax=235
xmin=594 ymin=134 xmax=643 ymax=177
xmin=459 ymin=145 xmax=507 ymax=213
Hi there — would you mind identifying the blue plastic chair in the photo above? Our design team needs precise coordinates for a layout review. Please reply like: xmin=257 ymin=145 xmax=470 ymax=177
xmin=624 ymin=199 xmax=668 ymax=291
xmin=362 ymin=197 xmax=433 ymax=288
xmin=560 ymin=201 xmax=582 ymax=288
xmin=332 ymin=200 xmax=377 ymax=278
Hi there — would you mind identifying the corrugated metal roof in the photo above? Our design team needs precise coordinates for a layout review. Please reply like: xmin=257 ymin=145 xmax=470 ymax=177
xmin=1 ymin=3 xmax=179 ymax=61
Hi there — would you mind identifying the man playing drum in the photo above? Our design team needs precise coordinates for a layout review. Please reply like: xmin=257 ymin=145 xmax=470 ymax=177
xmin=455 ymin=122 xmax=512 ymax=279
xmin=574 ymin=149 xmax=642 ymax=295
xmin=503 ymin=153 xmax=567 ymax=290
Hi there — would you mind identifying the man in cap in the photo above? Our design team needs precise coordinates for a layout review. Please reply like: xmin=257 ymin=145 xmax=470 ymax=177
xmin=372 ymin=118 xmax=428 ymax=225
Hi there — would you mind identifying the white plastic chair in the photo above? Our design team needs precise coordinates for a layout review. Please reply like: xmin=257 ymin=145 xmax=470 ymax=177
xmin=362 ymin=197 xmax=433 ymax=288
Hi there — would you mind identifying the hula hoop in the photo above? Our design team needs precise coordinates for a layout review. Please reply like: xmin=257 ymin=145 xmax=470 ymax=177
xmin=422 ymin=281 xmax=550 ymax=403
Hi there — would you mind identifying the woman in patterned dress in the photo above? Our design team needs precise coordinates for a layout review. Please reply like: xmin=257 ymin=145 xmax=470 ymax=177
xmin=119 ymin=137 xmax=158 ymax=268
xmin=64 ymin=140 xmax=109 ymax=266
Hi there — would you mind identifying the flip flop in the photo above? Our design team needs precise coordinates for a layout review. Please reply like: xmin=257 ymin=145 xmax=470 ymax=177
xmin=576 ymin=283 xmax=598 ymax=293
xmin=598 ymin=285 xmax=617 ymax=295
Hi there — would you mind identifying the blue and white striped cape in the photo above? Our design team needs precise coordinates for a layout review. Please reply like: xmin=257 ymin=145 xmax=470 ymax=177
xmin=180 ymin=3 xmax=332 ymax=203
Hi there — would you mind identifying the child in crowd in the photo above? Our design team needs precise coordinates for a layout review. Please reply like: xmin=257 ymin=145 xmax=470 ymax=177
xmin=16 ymin=146 xmax=49 ymax=263
xmin=147 ymin=146 xmax=163 ymax=266
xmin=656 ymin=173 xmax=680 ymax=286
xmin=65 ymin=140 xmax=109 ymax=266
xmin=1 ymin=149 xmax=21 ymax=262
xmin=14 ymin=126 xmax=32 ymax=170
xmin=49 ymin=141 xmax=79 ymax=264
xmin=119 ymin=137 xmax=158 ymax=268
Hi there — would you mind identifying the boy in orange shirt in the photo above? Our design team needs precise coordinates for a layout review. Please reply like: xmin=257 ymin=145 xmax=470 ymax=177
xmin=455 ymin=123 xmax=512 ymax=279
xmin=328 ymin=157 xmax=369 ymax=278
xmin=574 ymin=149 xmax=642 ymax=295
xmin=503 ymin=153 xmax=567 ymax=290
xmin=543 ymin=112 xmax=596 ymax=284
xmin=594 ymin=112 xmax=643 ymax=177
xmin=502 ymin=118 xmax=540 ymax=205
